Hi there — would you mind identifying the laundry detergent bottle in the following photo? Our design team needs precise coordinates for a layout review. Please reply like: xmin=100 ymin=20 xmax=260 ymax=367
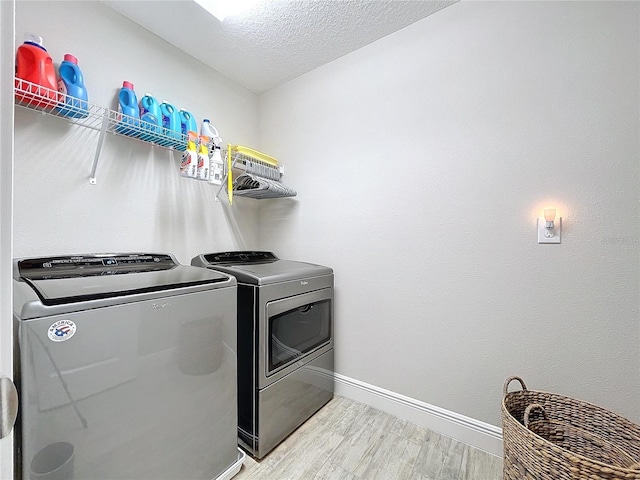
xmin=139 ymin=93 xmax=162 ymax=142
xmin=15 ymin=33 xmax=58 ymax=108
xmin=179 ymin=109 xmax=197 ymax=150
xmin=160 ymin=101 xmax=181 ymax=148
xmin=200 ymin=119 xmax=219 ymax=143
xmin=115 ymin=81 xmax=139 ymax=136
xmin=56 ymin=54 xmax=89 ymax=118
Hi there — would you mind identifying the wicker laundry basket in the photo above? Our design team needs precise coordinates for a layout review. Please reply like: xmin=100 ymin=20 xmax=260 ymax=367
xmin=501 ymin=376 xmax=640 ymax=480
xmin=524 ymin=404 xmax=639 ymax=468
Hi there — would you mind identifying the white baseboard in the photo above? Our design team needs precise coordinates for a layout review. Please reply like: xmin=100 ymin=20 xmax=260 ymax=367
xmin=333 ymin=373 xmax=503 ymax=457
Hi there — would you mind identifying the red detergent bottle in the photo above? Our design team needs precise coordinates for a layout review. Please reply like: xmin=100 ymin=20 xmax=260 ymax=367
xmin=15 ymin=33 xmax=59 ymax=108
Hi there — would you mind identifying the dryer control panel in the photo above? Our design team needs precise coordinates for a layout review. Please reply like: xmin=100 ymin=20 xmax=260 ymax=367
xmin=202 ymin=251 xmax=278 ymax=265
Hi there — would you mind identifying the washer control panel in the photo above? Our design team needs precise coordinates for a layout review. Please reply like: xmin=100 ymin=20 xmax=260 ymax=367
xmin=18 ymin=254 xmax=176 ymax=279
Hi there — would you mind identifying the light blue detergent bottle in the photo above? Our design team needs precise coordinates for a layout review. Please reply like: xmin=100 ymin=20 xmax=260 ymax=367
xmin=139 ymin=94 xmax=162 ymax=142
xmin=178 ymin=109 xmax=197 ymax=150
xmin=115 ymin=81 xmax=139 ymax=136
xmin=159 ymin=101 xmax=181 ymax=148
xmin=56 ymin=54 xmax=88 ymax=118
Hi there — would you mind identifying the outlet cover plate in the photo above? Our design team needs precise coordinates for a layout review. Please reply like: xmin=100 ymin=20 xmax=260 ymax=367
xmin=538 ymin=217 xmax=561 ymax=244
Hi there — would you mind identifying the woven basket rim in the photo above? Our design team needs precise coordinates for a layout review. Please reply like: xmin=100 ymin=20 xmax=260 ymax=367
xmin=502 ymin=388 xmax=640 ymax=474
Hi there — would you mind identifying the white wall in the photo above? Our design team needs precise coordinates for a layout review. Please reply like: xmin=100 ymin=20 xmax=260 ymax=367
xmin=11 ymin=0 xmax=640 ymax=433
xmin=0 ymin=1 xmax=15 ymax=478
xmin=257 ymin=1 xmax=640 ymax=426
xmin=13 ymin=1 xmax=261 ymax=264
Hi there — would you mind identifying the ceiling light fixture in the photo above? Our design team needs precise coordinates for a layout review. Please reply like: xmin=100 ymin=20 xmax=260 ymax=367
xmin=193 ymin=0 xmax=260 ymax=21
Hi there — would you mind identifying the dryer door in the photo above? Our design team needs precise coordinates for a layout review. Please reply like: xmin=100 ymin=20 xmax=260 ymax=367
xmin=260 ymin=287 xmax=333 ymax=388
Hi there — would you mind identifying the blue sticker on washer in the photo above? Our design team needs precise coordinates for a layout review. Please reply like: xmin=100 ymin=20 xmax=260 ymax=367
xmin=48 ymin=320 xmax=76 ymax=342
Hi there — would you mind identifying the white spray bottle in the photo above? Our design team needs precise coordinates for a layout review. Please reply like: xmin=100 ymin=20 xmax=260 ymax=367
xmin=201 ymin=119 xmax=224 ymax=186
xmin=208 ymin=142 xmax=224 ymax=186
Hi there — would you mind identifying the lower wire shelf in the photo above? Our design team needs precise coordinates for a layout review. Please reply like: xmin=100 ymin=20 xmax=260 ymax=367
xmin=217 ymin=145 xmax=297 ymax=204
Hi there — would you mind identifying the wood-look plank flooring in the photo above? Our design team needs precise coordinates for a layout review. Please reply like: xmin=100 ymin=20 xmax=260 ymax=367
xmin=234 ymin=395 xmax=503 ymax=480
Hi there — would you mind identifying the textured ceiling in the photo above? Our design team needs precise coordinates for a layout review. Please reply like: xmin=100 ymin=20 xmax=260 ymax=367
xmin=104 ymin=0 xmax=457 ymax=94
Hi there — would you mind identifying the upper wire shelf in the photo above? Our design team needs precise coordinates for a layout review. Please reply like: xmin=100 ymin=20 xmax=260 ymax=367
xmin=14 ymin=78 xmax=187 ymax=183
xmin=14 ymin=77 xmax=188 ymax=149
xmin=15 ymin=78 xmax=107 ymax=130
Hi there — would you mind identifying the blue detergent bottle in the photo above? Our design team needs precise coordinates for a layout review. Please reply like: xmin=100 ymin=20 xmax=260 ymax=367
xmin=115 ymin=81 xmax=139 ymax=136
xmin=178 ymin=109 xmax=197 ymax=150
xmin=56 ymin=54 xmax=88 ymax=118
xmin=139 ymin=93 xmax=162 ymax=142
xmin=160 ymin=101 xmax=181 ymax=148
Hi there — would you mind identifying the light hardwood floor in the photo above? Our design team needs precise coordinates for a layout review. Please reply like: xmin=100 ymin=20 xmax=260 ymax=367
xmin=234 ymin=395 xmax=503 ymax=480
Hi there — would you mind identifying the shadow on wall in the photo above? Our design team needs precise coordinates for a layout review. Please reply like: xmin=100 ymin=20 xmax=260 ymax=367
xmin=220 ymin=198 xmax=298 ymax=250
xmin=15 ymin=109 xmax=100 ymax=182
xmin=218 ymin=197 xmax=284 ymax=250
xmin=154 ymin=147 xmax=189 ymax=247
xmin=254 ymin=198 xmax=300 ymax=247
xmin=220 ymin=201 xmax=246 ymax=249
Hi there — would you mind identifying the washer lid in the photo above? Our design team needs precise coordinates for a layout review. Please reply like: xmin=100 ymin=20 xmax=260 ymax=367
xmin=15 ymin=253 xmax=230 ymax=305
xmin=194 ymin=251 xmax=333 ymax=285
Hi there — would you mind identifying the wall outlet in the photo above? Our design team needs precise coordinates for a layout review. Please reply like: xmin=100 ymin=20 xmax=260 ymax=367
xmin=537 ymin=217 xmax=561 ymax=244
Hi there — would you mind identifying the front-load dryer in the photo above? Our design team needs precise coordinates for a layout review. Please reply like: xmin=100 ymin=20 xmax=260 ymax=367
xmin=191 ymin=251 xmax=334 ymax=459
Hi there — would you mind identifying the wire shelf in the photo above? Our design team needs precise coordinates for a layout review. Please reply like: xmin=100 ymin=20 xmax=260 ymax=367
xmin=14 ymin=77 xmax=188 ymax=150
xmin=15 ymin=78 xmax=107 ymax=130
xmin=14 ymin=79 xmax=296 ymax=199
xmin=230 ymin=152 xmax=281 ymax=181
xmin=218 ymin=145 xmax=297 ymax=203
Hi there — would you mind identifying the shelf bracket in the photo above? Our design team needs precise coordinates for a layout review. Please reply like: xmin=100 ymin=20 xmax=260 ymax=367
xmin=215 ymin=152 xmax=239 ymax=203
xmin=89 ymin=116 xmax=109 ymax=185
